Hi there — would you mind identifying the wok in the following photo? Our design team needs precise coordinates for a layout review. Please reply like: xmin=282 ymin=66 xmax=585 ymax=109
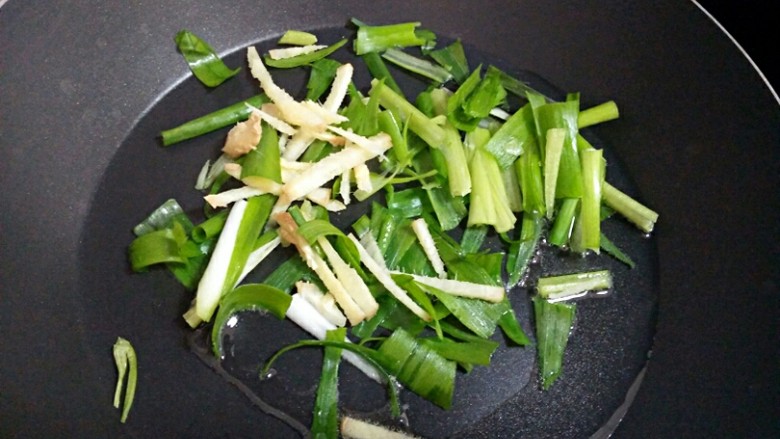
xmin=1 ymin=1 xmax=777 ymax=437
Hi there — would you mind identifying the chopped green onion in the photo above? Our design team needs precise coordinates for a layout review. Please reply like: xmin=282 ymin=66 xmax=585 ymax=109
xmin=483 ymin=103 xmax=533 ymax=170
xmin=514 ymin=106 xmax=546 ymax=216
xmin=506 ymin=212 xmax=544 ymax=288
xmin=548 ymin=198 xmax=579 ymax=247
xmin=284 ymin=294 xmax=383 ymax=383
xmin=161 ymin=95 xmax=268 ymax=146
xmin=306 ymin=58 xmax=342 ymax=101
xmin=537 ymin=269 xmax=612 ymax=301
xmin=377 ymin=328 xmax=456 ymax=409
xmin=420 ymin=282 xmax=506 ymax=339
xmin=533 ymin=297 xmax=575 ymax=390
xmin=428 ymin=88 xmax=472 ymax=197
xmin=128 ymin=227 xmax=186 ymax=271
xmin=354 ymin=21 xmax=426 ymax=55
xmin=174 ymin=29 xmax=240 ymax=87
xmin=532 ymin=96 xmax=583 ymax=198
xmin=278 ymin=30 xmax=318 ymax=46
xmin=465 ymin=128 xmax=516 ymax=233
xmin=311 ymin=328 xmax=346 ymax=439
xmin=369 ymin=79 xmax=446 ymax=149
xmin=429 ymin=39 xmax=470 ymax=84
xmin=460 ymin=225 xmax=488 ymax=254
xmin=497 ymin=306 xmax=532 ymax=346
xmin=543 ymin=128 xmax=566 ymax=218
xmin=445 ymin=66 xmax=483 ymax=132
xmin=112 ymin=337 xmax=137 ymax=423
xmin=577 ymin=100 xmax=619 ymax=129
xmin=361 ymin=52 xmax=404 ymax=96
xmin=381 ymin=48 xmax=453 ymax=84
xmin=577 ymin=148 xmax=605 ymax=252
xmin=263 ymin=256 xmax=315 ymax=292
xmin=486 ymin=65 xmax=551 ymax=101
xmin=192 ymin=209 xmax=228 ymax=243
xmin=602 ymin=182 xmax=659 ymax=233
xmin=132 ymin=198 xmax=193 ymax=236
xmin=405 ymin=273 xmax=505 ymax=303
xmin=600 ymin=232 xmax=636 ymax=268
xmin=463 ymin=67 xmax=506 ymax=120
xmin=348 ymin=233 xmax=431 ymax=322
xmin=420 ymin=337 xmax=498 ymax=366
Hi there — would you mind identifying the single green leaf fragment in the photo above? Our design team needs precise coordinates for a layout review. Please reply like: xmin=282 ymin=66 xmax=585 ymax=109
xmin=483 ymin=104 xmax=533 ymax=170
xmin=361 ymin=52 xmax=404 ymax=97
xmin=486 ymin=65 xmax=552 ymax=101
xmin=381 ymin=48 xmax=453 ymax=84
xmin=446 ymin=66 xmax=483 ymax=131
xmin=278 ymin=30 xmax=318 ymax=46
xmin=263 ymin=256 xmax=316 ymax=292
xmin=128 ymin=227 xmax=185 ymax=271
xmin=460 ymin=225 xmax=488 ymax=254
xmin=498 ymin=306 xmax=532 ymax=346
xmin=311 ymin=328 xmax=345 ymax=439
xmin=306 ymin=58 xmax=342 ymax=101
xmin=600 ymin=232 xmax=636 ymax=268
xmin=420 ymin=337 xmax=498 ymax=366
xmin=429 ymin=39 xmax=470 ymax=84
xmin=112 ymin=337 xmax=137 ymax=423
xmin=533 ymin=297 xmax=575 ymax=390
xmin=174 ymin=30 xmax=240 ymax=87
xmin=463 ymin=66 xmax=506 ymax=119
xmin=506 ymin=213 xmax=544 ymax=288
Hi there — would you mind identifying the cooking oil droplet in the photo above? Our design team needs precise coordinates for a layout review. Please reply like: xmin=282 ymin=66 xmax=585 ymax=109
xmin=396 ymin=403 xmax=411 ymax=428
xmin=260 ymin=368 xmax=277 ymax=381
xmin=397 ymin=412 xmax=410 ymax=428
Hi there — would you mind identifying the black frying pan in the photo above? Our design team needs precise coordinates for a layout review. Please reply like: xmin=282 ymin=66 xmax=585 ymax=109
xmin=1 ymin=1 xmax=777 ymax=437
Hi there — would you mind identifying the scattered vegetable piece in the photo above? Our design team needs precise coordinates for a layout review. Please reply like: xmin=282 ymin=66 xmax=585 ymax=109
xmin=112 ymin=337 xmax=137 ymax=423
xmin=174 ymin=30 xmax=240 ymax=87
xmin=533 ymin=297 xmax=575 ymax=390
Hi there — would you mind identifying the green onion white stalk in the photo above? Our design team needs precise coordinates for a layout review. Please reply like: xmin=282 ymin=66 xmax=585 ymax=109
xmin=194 ymin=199 xmax=248 ymax=321
xmin=537 ymin=269 xmax=613 ymax=302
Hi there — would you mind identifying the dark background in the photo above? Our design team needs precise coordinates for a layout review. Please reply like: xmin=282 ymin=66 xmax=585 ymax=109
xmin=698 ymin=0 xmax=777 ymax=90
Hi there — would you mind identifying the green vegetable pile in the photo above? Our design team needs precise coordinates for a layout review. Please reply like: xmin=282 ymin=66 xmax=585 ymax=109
xmin=127 ymin=19 xmax=658 ymax=437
